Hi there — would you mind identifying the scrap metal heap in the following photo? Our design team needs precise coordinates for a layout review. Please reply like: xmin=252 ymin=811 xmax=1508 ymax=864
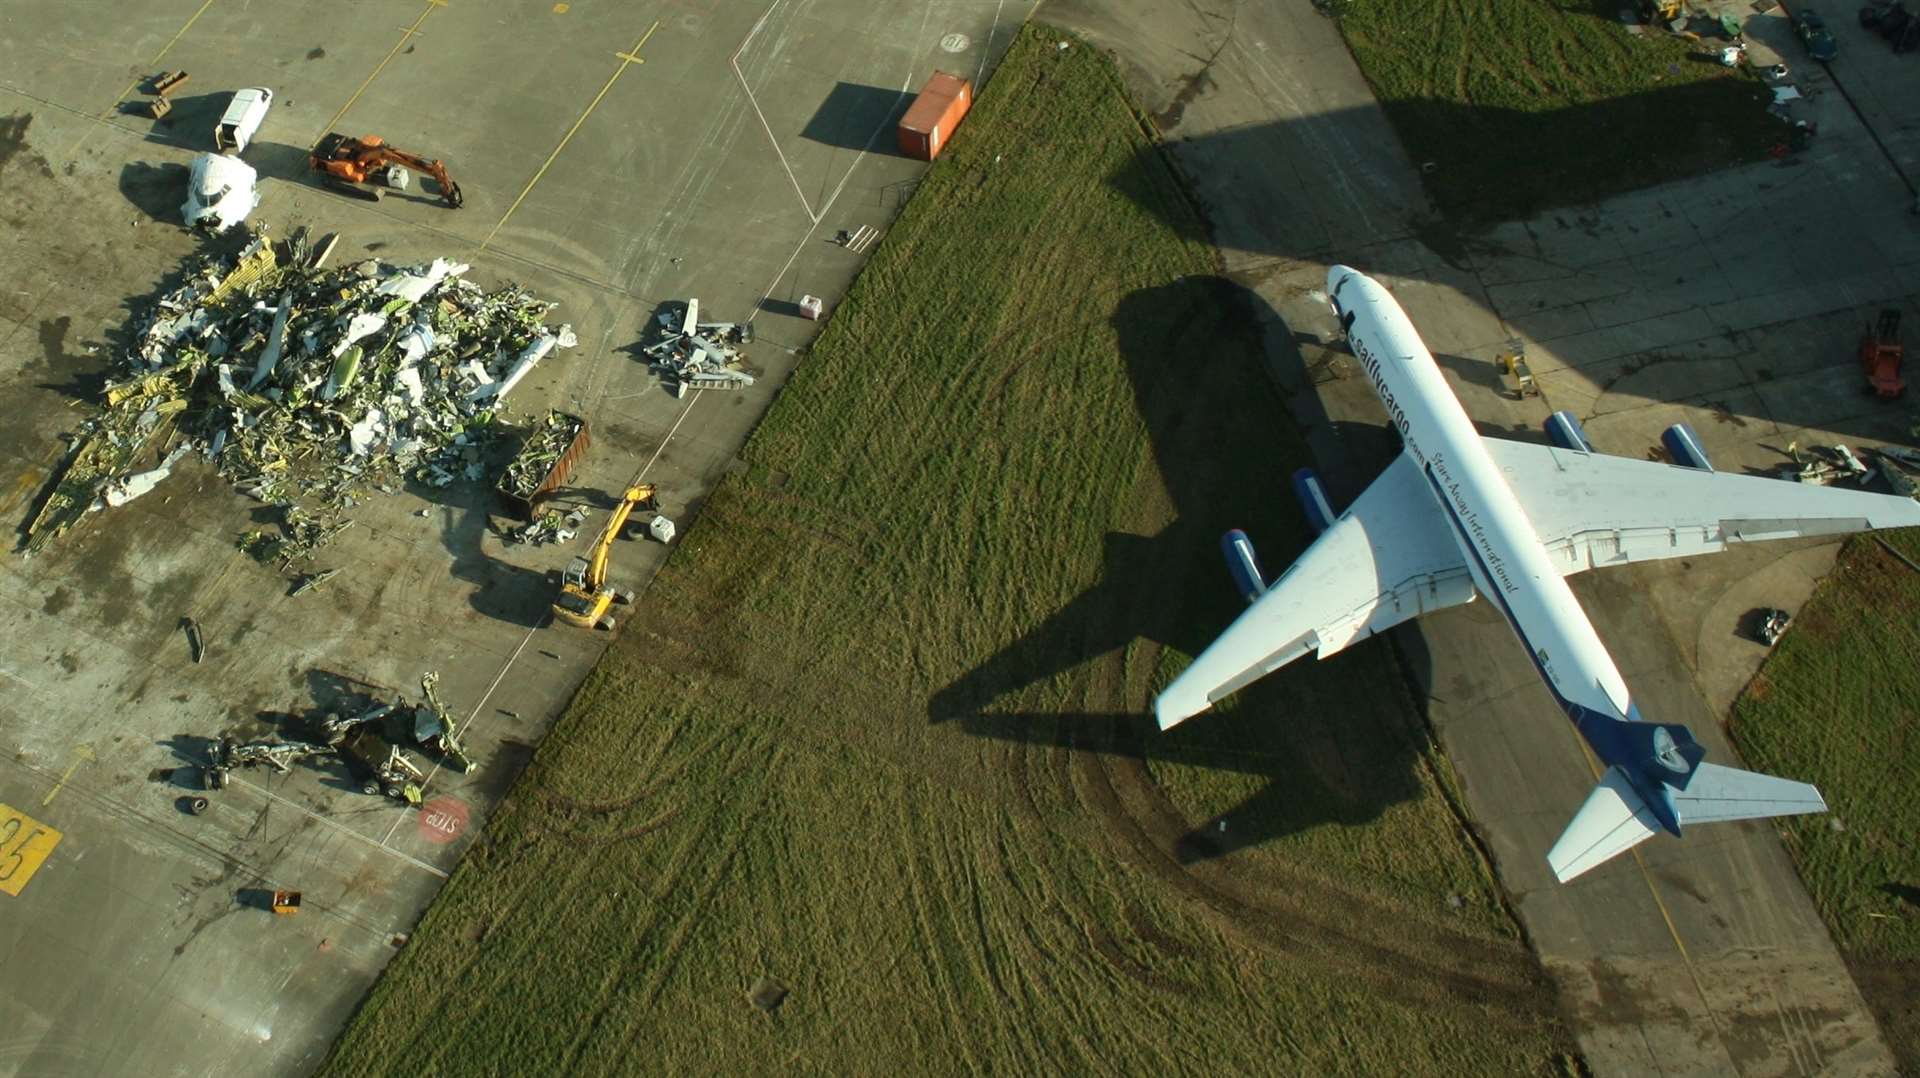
xmin=499 ymin=409 xmax=586 ymax=507
xmin=25 ymin=227 xmax=577 ymax=565
xmin=200 ymin=670 xmax=472 ymax=804
xmin=642 ymin=298 xmax=757 ymax=396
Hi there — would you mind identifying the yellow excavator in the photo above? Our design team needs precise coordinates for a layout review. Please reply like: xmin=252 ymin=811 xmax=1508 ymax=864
xmin=551 ymin=484 xmax=657 ymax=630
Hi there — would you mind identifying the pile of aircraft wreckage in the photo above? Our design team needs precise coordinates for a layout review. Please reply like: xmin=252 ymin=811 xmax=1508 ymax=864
xmin=643 ymin=298 xmax=756 ymax=395
xmin=200 ymin=672 xmax=471 ymax=806
xmin=25 ymin=226 xmax=576 ymax=569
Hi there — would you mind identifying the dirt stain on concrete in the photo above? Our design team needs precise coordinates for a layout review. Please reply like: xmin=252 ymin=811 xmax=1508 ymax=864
xmin=37 ymin=315 xmax=81 ymax=366
xmin=42 ymin=586 xmax=73 ymax=615
xmin=0 ymin=114 xmax=54 ymax=178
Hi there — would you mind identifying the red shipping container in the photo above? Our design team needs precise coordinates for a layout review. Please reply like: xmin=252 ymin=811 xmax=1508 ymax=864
xmin=898 ymin=71 xmax=973 ymax=161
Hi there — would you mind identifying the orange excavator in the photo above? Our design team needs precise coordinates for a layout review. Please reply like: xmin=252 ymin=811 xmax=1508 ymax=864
xmin=309 ymin=133 xmax=464 ymax=208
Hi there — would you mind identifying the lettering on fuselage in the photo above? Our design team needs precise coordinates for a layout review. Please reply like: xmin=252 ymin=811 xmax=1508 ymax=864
xmin=1429 ymin=455 xmax=1522 ymax=596
xmin=1352 ymin=334 xmax=1412 ymax=441
xmin=1353 ymin=326 xmax=1522 ymax=597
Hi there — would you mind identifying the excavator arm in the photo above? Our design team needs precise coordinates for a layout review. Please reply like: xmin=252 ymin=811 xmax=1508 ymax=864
xmin=552 ymin=484 xmax=656 ymax=629
xmin=372 ymin=148 xmax=464 ymax=208
xmin=310 ymin=133 xmax=465 ymax=208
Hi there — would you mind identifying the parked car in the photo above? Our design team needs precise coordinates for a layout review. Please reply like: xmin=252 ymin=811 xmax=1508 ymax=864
xmin=1793 ymin=8 xmax=1840 ymax=60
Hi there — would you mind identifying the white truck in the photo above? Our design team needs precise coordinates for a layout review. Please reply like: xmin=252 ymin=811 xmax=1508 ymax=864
xmin=214 ymin=87 xmax=272 ymax=153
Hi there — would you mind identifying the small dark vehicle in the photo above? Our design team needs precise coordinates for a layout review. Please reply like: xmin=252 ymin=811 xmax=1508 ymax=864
xmin=1757 ymin=608 xmax=1794 ymax=646
xmin=1794 ymin=8 xmax=1840 ymax=59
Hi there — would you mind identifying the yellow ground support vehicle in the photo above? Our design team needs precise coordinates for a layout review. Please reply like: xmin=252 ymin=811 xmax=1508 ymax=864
xmin=551 ymin=484 xmax=657 ymax=630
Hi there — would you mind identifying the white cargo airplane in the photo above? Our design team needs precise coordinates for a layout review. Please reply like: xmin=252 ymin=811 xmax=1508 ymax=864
xmin=1157 ymin=265 xmax=1920 ymax=882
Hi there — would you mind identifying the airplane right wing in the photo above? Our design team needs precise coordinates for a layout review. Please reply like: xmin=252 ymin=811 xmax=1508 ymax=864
xmin=1481 ymin=437 xmax=1920 ymax=574
xmin=1155 ymin=451 xmax=1476 ymax=729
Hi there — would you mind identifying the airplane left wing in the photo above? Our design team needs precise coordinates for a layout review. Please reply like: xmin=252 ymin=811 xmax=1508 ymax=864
xmin=1156 ymin=452 xmax=1476 ymax=729
xmin=1482 ymin=437 xmax=1920 ymax=574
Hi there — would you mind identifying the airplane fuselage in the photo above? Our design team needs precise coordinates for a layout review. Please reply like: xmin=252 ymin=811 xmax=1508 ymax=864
xmin=1329 ymin=266 xmax=1692 ymax=833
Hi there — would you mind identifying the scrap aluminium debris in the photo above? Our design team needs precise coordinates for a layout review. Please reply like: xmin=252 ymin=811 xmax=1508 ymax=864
xmin=496 ymin=409 xmax=591 ymax=520
xmin=642 ymin=298 xmax=757 ymax=396
xmin=198 ymin=669 xmax=472 ymax=802
xmin=25 ymin=227 xmax=577 ymax=563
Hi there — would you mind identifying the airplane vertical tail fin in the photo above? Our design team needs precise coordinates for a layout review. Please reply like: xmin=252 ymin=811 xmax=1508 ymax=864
xmin=1548 ymin=763 xmax=1828 ymax=882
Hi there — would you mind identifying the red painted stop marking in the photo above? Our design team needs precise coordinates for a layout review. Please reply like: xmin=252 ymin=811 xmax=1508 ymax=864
xmin=417 ymin=796 xmax=470 ymax=844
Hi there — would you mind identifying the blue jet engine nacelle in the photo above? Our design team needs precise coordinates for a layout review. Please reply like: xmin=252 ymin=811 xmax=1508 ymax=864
xmin=1291 ymin=468 xmax=1336 ymax=536
xmin=1220 ymin=529 xmax=1268 ymax=605
xmin=1661 ymin=422 xmax=1714 ymax=472
xmin=1544 ymin=411 xmax=1595 ymax=453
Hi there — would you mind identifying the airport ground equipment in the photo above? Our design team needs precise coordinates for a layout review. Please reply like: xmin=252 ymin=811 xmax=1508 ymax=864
xmin=1860 ymin=309 xmax=1905 ymax=399
xmin=553 ymin=484 xmax=658 ymax=630
xmin=309 ymin=133 xmax=464 ymax=207
xmin=1757 ymin=608 xmax=1793 ymax=646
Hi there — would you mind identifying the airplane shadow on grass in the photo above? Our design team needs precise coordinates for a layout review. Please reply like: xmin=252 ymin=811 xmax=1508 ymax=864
xmin=928 ymin=275 xmax=1433 ymax=864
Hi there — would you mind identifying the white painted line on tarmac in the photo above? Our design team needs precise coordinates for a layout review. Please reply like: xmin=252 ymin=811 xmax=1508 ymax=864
xmin=976 ymin=0 xmax=1007 ymax=88
xmin=732 ymin=0 xmax=820 ymax=223
xmin=227 ymin=775 xmax=449 ymax=879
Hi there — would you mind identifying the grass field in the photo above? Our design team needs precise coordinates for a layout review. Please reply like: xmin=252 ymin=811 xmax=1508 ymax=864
xmin=322 ymin=25 xmax=1575 ymax=1075
xmin=1732 ymin=530 xmax=1920 ymax=1069
xmin=1331 ymin=0 xmax=1781 ymax=221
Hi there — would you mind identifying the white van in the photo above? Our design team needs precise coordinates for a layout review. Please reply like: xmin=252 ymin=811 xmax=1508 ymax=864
xmin=214 ymin=87 xmax=273 ymax=154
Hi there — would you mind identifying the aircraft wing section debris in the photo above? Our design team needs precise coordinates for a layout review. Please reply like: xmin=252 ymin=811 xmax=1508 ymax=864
xmin=642 ymin=299 xmax=757 ymax=396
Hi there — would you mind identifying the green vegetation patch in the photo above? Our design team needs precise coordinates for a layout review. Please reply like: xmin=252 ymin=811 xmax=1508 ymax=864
xmin=1733 ymin=531 xmax=1920 ymax=1068
xmin=1333 ymin=0 xmax=1782 ymax=221
xmin=323 ymin=24 xmax=1574 ymax=1076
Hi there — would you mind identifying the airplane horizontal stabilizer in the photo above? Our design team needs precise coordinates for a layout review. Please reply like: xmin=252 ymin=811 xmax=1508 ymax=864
xmin=1672 ymin=762 xmax=1827 ymax=825
xmin=1547 ymin=767 xmax=1660 ymax=883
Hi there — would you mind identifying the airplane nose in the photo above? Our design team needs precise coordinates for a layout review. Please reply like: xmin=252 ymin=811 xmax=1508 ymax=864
xmin=1326 ymin=264 xmax=1356 ymax=298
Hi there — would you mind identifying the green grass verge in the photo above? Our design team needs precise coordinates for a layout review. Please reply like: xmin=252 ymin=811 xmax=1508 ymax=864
xmin=1332 ymin=0 xmax=1782 ymax=221
xmin=321 ymin=24 xmax=1575 ymax=1076
xmin=1732 ymin=531 xmax=1920 ymax=1068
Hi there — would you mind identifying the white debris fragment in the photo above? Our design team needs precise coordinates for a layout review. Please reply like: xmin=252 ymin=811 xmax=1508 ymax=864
xmin=348 ymin=408 xmax=386 ymax=456
xmin=333 ymin=312 xmax=388 ymax=358
xmin=456 ymin=358 xmax=494 ymax=392
xmin=396 ymin=321 xmax=436 ymax=364
xmin=375 ymin=258 xmax=469 ymax=303
xmin=395 ymin=365 xmax=425 ymax=405
xmin=470 ymin=333 xmax=555 ymax=402
xmin=101 ymin=445 xmax=190 ymax=508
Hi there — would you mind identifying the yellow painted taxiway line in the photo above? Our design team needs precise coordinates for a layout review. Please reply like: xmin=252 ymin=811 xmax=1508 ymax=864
xmin=40 ymin=743 xmax=95 ymax=807
xmin=310 ymin=0 xmax=445 ymax=148
xmin=479 ymin=19 xmax=661 ymax=251
xmin=62 ymin=0 xmax=221 ymax=164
